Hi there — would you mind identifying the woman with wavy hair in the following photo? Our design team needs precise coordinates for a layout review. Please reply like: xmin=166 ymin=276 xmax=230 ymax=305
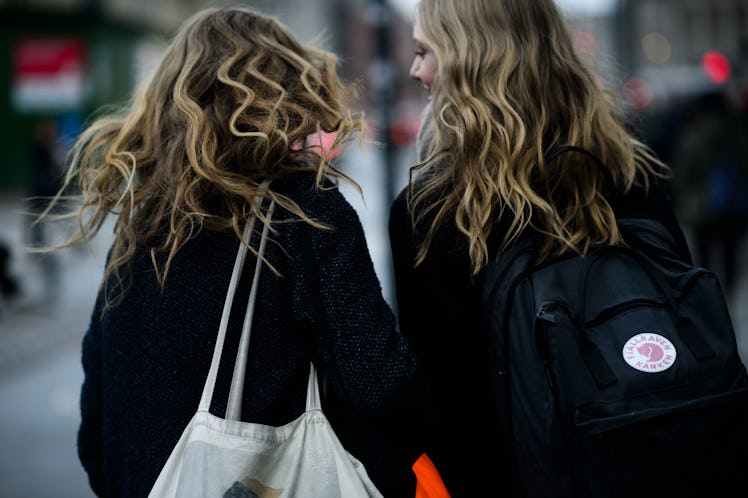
xmin=42 ymin=7 xmax=426 ymax=497
xmin=389 ymin=0 xmax=691 ymax=495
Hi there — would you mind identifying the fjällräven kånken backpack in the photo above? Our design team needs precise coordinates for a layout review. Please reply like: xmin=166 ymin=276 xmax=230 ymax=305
xmin=482 ymin=147 xmax=748 ymax=498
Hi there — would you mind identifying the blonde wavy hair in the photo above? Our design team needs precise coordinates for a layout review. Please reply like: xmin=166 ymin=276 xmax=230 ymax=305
xmin=409 ymin=0 xmax=668 ymax=275
xmin=44 ymin=6 xmax=364 ymax=296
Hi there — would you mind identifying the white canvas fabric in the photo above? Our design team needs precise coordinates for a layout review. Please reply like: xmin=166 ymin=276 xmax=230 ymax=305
xmin=149 ymin=194 xmax=383 ymax=498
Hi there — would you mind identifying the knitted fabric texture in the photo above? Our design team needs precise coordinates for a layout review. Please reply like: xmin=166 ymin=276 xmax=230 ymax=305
xmin=78 ymin=173 xmax=423 ymax=498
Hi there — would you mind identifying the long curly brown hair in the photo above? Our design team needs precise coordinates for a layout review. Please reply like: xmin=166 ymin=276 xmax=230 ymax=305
xmin=42 ymin=6 xmax=365 ymax=300
xmin=410 ymin=0 xmax=668 ymax=275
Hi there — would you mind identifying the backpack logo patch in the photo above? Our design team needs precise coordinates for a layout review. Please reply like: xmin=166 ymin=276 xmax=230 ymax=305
xmin=622 ymin=333 xmax=677 ymax=373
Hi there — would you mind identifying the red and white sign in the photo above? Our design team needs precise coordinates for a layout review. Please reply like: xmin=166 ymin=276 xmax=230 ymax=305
xmin=12 ymin=38 xmax=86 ymax=111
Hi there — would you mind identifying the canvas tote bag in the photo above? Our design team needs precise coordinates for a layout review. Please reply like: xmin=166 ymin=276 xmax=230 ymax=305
xmin=149 ymin=194 xmax=383 ymax=498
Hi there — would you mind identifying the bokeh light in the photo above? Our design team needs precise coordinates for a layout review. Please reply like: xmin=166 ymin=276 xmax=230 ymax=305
xmin=641 ymin=32 xmax=671 ymax=65
xmin=702 ymin=50 xmax=731 ymax=84
xmin=572 ymin=29 xmax=598 ymax=59
xmin=622 ymin=77 xmax=654 ymax=110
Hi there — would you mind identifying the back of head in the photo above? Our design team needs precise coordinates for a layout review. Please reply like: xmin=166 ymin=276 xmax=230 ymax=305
xmin=58 ymin=6 xmax=363 ymax=298
xmin=138 ymin=6 xmax=355 ymax=186
xmin=416 ymin=0 xmax=597 ymax=145
xmin=410 ymin=0 xmax=666 ymax=272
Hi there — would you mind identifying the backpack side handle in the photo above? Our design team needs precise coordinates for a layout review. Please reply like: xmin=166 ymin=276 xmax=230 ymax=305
xmin=544 ymin=145 xmax=621 ymax=205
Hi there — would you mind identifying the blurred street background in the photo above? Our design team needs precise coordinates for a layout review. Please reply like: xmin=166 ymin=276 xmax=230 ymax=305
xmin=1 ymin=0 xmax=747 ymax=497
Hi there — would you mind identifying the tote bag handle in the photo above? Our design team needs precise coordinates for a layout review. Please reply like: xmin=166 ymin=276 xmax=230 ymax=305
xmin=197 ymin=181 xmax=274 ymax=418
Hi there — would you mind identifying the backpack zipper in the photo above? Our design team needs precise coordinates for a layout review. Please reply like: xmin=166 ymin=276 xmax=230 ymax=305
xmin=535 ymin=302 xmax=570 ymax=392
xmin=582 ymin=268 xmax=709 ymax=328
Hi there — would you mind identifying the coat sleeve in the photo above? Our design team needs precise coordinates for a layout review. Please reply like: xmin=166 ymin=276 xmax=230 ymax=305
xmin=77 ymin=294 xmax=106 ymax=497
xmin=287 ymin=183 xmax=428 ymax=498
xmin=387 ymin=191 xmax=424 ymax=350
xmin=289 ymin=184 xmax=426 ymax=412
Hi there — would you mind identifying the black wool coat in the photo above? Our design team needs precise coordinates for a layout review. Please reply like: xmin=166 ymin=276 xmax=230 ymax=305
xmin=78 ymin=173 xmax=427 ymax=498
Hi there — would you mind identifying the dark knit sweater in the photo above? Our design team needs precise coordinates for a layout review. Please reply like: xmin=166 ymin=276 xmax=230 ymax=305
xmin=78 ymin=173 xmax=426 ymax=498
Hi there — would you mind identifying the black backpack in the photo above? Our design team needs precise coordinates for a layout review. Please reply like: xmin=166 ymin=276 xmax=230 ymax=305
xmin=482 ymin=147 xmax=748 ymax=498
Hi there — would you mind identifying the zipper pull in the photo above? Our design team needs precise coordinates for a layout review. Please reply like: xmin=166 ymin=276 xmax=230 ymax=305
xmin=537 ymin=304 xmax=562 ymax=324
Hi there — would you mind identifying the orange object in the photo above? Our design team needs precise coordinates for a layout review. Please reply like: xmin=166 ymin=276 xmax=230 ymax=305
xmin=413 ymin=453 xmax=450 ymax=498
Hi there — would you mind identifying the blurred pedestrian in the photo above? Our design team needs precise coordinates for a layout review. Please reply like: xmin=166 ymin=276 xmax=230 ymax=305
xmin=0 ymin=240 xmax=20 ymax=312
xmin=28 ymin=118 xmax=64 ymax=242
xmin=673 ymin=90 xmax=748 ymax=295
xmin=39 ymin=7 xmax=426 ymax=498
xmin=27 ymin=117 xmax=64 ymax=292
xmin=389 ymin=1 xmax=691 ymax=496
